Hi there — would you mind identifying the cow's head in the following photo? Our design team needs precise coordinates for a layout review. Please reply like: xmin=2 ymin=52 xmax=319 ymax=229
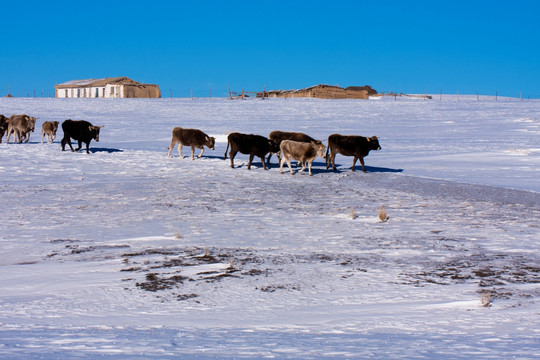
xmin=205 ymin=136 xmax=216 ymax=150
xmin=269 ymin=139 xmax=281 ymax=153
xmin=27 ymin=117 xmax=37 ymax=132
xmin=89 ymin=126 xmax=103 ymax=142
xmin=314 ymin=143 xmax=326 ymax=159
xmin=367 ymin=136 xmax=381 ymax=150
xmin=51 ymin=121 xmax=59 ymax=132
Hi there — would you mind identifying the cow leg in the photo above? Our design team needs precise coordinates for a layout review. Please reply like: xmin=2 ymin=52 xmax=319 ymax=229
xmin=247 ymin=154 xmax=254 ymax=170
xmin=16 ymin=129 xmax=23 ymax=143
xmin=288 ymin=157 xmax=294 ymax=174
xmin=359 ymin=157 xmax=367 ymax=173
xmin=167 ymin=141 xmax=176 ymax=158
xmin=178 ymin=144 xmax=184 ymax=159
xmin=6 ymin=127 xmax=12 ymax=143
xmin=267 ymin=153 xmax=275 ymax=168
xmin=197 ymin=146 xmax=205 ymax=159
xmin=279 ymin=156 xmax=285 ymax=173
xmin=307 ymin=161 xmax=313 ymax=176
xmin=328 ymin=152 xmax=337 ymax=171
xmin=62 ymin=136 xmax=73 ymax=151
xmin=229 ymin=150 xmax=237 ymax=168
xmin=75 ymin=140 xmax=83 ymax=152
xmin=41 ymin=131 xmax=45 ymax=144
xmin=299 ymin=160 xmax=306 ymax=174
xmin=351 ymin=156 xmax=357 ymax=171
xmin=260 ymin=156 xmax=268 ymax=170
xmin=85 ymin=141 xmax=91 ymax=154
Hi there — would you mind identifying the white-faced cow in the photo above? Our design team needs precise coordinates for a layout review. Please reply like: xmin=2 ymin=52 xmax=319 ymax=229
xmin=0 ymin=115 xmax=7 ymax=143
xmin=326 ymin=134 xmax=381 ymax=172
xmin=61 ymin=120 xmax=103 ymax=154
xmin=279 ymin=140 xmax=326 ymax=176
xmin=167 ymin=127 xmax=215 ymax=159
xmin=41 ymin=121 xmax=59 ymax=144
xmin=224 ymin=132 xmax=280 ymax=170
xmin=6 ymin=115 xmax=37 ymax=143
xmin=267 ymin=130 xmax=323 ymax=163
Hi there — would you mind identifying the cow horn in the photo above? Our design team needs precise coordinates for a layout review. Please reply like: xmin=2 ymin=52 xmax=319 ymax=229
xmin=366 ymin=137 xmax=371 ymax=142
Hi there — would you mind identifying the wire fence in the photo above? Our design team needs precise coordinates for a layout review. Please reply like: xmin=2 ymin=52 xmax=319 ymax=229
xmin=2 ymin=86 xmax=539 ymax=100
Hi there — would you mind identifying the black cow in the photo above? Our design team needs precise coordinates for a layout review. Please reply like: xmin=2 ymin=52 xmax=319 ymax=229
xmin=0 ymin=115 xmax=7 ymax=143
xmin=326 ymin=134 xmax=381 ymax=172
xmin=224 ymin=132 xmax=280 ymax=170
xmin=267 ymin=130 xmax=323 ymax=163
xmin=61 ymin=120 xmax=103 ymax=154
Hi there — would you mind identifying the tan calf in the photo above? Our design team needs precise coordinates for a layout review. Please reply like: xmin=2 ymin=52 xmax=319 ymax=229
xmin=279 ymin=140 xmax=326 ymax=176
xmin=41 ymin=121 xmax=59 ymax=144
xmin=7 ymin=115 xmax=37 ymax=143
xmin=167 ymin=127 xmax=215 ymax=159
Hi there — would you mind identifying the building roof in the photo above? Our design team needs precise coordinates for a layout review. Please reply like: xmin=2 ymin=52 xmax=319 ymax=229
xmin=55 ymin=77 xmax=140 ymax=88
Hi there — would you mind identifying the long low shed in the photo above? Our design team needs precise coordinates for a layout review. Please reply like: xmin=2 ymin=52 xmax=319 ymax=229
xmin=259 ymin=84 xmax=377 ymax=99
xmin=55 ymin=77 xmax=161 ymax=98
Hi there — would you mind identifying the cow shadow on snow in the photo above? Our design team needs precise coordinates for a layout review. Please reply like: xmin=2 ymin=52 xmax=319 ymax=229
xmin=273 ymin=160 xmax=403 ymax=174
xmin=232 ymin=160 xmax=403 ymax=174
xmin=90 ymin=147 xmax=123 ymax=154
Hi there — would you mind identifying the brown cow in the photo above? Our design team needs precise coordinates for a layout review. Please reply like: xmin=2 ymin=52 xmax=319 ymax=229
xmin=7 ymin=115 xmax=37 ymax=143
xmin=167 ymin=127 xmax=215 ymax=159
xmin=224 ymin=132 xmax=280 ymax=170
xmin=0 ymin=115 xmax=7 ymax=143
xmin=326 ymin=134 xmax=381 ymax=172
xmin=267 ymin=130 xmax=322 ymax=163
xmin=279 ymin=140 xmax=326 ymax=176
xmin=41 ymin=121 xmax=60 ymax=144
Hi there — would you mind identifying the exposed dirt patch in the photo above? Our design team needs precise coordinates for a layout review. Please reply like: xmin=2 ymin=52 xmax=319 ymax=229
xmin=401 ymin=252 xmax=539 ymax=300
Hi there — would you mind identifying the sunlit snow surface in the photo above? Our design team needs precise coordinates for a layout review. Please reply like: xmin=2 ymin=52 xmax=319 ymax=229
xmin=1 ymin=96 xmax=539 ymax=358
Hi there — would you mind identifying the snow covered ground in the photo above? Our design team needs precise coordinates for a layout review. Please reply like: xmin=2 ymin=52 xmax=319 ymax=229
xmin=0 ymin=96 xmax=538 ymax=359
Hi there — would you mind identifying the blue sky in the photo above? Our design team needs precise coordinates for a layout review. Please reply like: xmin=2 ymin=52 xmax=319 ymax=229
xmin=2 ymin=0 xmax=539 ymax=98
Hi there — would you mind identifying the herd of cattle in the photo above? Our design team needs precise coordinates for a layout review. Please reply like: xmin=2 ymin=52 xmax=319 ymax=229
xmin=1 ymin=114 xmax=382 ymax=174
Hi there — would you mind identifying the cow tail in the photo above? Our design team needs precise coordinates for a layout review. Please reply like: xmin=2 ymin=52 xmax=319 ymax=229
xmin=224 ymin=140 xmax=229 ymax=160
xmin=325 ymin=143 xmax=330 ymax=166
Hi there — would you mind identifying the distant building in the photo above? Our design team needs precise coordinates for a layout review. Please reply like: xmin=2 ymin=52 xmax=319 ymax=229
xmin=55 ymin=77 xmax=161 ymax=98
xmin=259 ymin=84 xmax=377 ymax=99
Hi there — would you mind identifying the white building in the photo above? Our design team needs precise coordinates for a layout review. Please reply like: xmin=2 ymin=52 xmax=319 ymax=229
xmin=55 ymin=77 xmax=161 ymax=98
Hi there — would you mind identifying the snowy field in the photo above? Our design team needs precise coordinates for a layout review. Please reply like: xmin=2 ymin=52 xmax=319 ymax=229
xmin=0 ymin=96 xmax=539 ymax=359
